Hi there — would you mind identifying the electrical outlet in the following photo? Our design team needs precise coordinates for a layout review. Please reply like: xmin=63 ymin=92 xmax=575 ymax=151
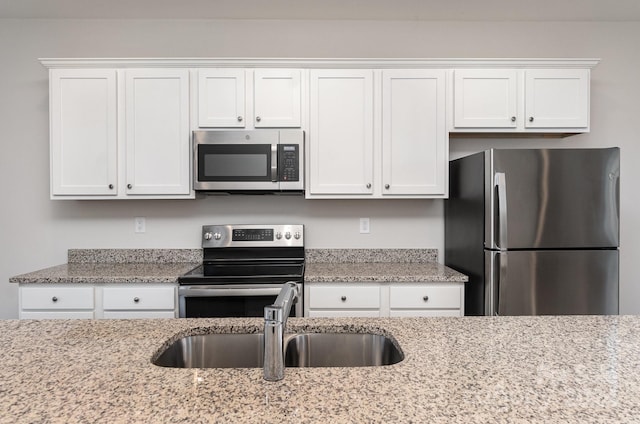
xmin=134 ymin=217 xmax=146 ymax=233
xmin=359 ymin=217 xmax=370 ymax=234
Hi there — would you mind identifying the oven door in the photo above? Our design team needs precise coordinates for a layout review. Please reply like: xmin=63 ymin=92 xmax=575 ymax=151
xmin=178 ymin=284 xmax=303 ymax=318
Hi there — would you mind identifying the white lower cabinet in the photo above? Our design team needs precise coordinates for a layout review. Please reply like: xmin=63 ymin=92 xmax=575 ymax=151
xmin=307 ymin=284 xmax=382 ymax=317
xmin=20 ymin=285 xmax=95 ymax=319
xmin=19 ymin=284 xmax=177 ymax=319
xmin=305 ymin=282 xmax=464 ymax=317
xmin=101 ymin=286 xmax=176 ymax=319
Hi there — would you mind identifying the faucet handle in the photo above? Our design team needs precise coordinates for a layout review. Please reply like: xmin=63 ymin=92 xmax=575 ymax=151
xmin=264 ymin=305 xmax=283 ymax=322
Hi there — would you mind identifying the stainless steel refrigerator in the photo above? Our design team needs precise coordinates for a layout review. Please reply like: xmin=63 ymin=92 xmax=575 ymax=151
xmin=445 ymin=148 xmax=619 ymax=316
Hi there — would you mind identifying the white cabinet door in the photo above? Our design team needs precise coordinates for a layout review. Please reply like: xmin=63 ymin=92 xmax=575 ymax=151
xmin=453 ymin=69 xmax=518 ymax=128
xmin=254 ymin=69 xmax=301 ymax=128
xmin=382 ymin=70 xmax=447 ymax=196
xmin=525 ymin=69 xmax=589 ymax=129
xmin=20 ymin=285 xmax=95 ymax=319
xmin=309 ymin=70 xmax=374 ymax=195
xmin=50 ymin=69 xmax=117 ymax=196
xmin=198 ymin=69 xmax=246 ymax=127
xmin=125 ymin=69 xmax=190 ymax=195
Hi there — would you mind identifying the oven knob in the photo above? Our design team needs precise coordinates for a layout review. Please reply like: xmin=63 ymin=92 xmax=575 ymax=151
xmin=294 ymin=232 xmax=301 ymax=240
xmin=204 ymin=232 xmax=213 ymax=240
xmin=213 ymin=232 xmax=222 ymax=240
xmin=285 ymin=232 xmax=291 ymax=240
xmin=276 ymin=232 xmax=282 ymax=240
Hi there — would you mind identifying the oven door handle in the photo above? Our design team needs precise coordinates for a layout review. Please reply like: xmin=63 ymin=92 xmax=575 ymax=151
xmin=178 ymin=286 xmax=286 ymax=297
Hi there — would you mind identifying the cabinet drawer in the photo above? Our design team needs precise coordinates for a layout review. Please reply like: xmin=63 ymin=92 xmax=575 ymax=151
xmin=21 ymin=286 xmax=94 ymax=310
xmin=102 ymin=286 xmax=175 ymax=310
xmin=389 ymin=285 xmax=461 ymax=309
xmin=308 ymin=285 xmax=380 ymax=309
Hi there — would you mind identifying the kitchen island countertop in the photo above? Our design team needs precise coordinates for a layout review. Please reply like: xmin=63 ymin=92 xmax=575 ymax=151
xmin=2 ymin=315 xmax=639 ymax=423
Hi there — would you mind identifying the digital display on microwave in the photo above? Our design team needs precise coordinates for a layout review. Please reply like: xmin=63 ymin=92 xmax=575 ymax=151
xmin=204 ymin=154 xmax=267 ymax=177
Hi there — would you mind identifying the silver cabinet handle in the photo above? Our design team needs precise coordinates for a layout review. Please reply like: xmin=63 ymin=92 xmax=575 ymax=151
xmin=237 ymin=116 xmax=243 ymax=122
xmin=341 ymin=296 xmax=347 ymax=302
xmin=423 ymin=296 xmax=429 ymax=302
xmin=494 ymin=172 xmax=508 ymax=250
xmin=529 ymin=117 xmax=534 ymax=122
xmin=256 ymin=116 xmax=262 ymax=122
xmin=511 ymin=116 xmax=516 ymax=122
xmin=52 ymin=296 xmax=58 ymax=302
xmin=133 ymin=297 xmax=140 ymax=303
xmin=385 ymin=184 xmax=390 ymax=189
xmin=127 ymin=184 xmax=132 ymax=189
xmin=366 ymin=183 xmax=372 ymax=189
xmin=108 ymin=184 xmax=114 ymax=189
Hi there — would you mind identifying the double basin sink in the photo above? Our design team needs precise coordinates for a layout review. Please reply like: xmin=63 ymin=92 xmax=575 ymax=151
xmin=153 ymin=332 xmax=404 ymax=368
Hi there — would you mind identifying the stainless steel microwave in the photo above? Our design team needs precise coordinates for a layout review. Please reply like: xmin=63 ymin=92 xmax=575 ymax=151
xmin=193 ymin=130 xmax=304 ymax=193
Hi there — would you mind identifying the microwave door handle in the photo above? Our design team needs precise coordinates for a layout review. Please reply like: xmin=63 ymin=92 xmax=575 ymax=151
xmin=271 ymin=144 xmax=278 ymax=182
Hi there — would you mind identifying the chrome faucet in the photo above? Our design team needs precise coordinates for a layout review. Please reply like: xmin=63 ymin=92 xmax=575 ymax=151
xmin=264 ymin=282 xmax=299 ymax=381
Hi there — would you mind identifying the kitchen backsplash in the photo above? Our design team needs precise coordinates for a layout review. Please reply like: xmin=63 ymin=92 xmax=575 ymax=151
xmin=305 ymin=249 xmax=438 ymax=263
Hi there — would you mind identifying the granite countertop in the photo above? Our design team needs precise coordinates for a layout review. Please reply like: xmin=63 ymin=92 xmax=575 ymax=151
xmin=2 ymin=315 xmax=639 ymax=423
xmin=9 ymin=248 xmax=201 ymax=284
xmin=11 ymin=248 xmax=467 ymax=285
xmin=305 ymin=262 xmax=468 ymax=283
xmin=305 ymin=248 xmax=468 ymax=283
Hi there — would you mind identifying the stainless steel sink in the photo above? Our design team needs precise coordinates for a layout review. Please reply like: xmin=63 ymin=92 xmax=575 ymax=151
xmin=153 ymin=333 xmax=264 ymax=368
xmin=152 ymin=332 xmax=403 ymax=368
xmin=285 ymin=333 xmax=403 ymax=367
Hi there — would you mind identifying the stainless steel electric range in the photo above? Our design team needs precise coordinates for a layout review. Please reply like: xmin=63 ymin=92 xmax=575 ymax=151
xmin=178 ymin=224 xmax=304 ymax=318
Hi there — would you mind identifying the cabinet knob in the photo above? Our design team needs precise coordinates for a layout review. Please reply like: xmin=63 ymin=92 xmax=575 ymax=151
xmin=133 ymin=297 xmax=140 ymax=303
xmin=127 ymin=184 xmax=132 ymax=189
xmin=423 ymin=296 xmax=429 ymax=302
xmin=108 ymin=184 xmax=114 ymax=189
xmin=52 ymin=296 xmax=58 ymax=302
xmin=366 ymin=183 xmax=372 ymax=189
xmin=385 ymin=184 xmax=390 ymax=189
xmin=511 ymin=116 xmax=516 ymax=122
xmin=256 ymin=116 xmax=262 ymax=122
xmin=529 ymin=117 xmax=534 ymax=122
xmin=237 ymin=116 xmax=243 ymax=122
xmin=341 ymin=296 xmax=347 ymax=302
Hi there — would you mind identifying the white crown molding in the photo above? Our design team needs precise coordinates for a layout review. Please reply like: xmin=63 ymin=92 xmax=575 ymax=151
xmin=39 ymin=57 xmax=601 ymax=69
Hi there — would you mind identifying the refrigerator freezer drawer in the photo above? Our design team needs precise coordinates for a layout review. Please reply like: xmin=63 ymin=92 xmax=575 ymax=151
xmin=485 ymin=249 xmax=618 ymax=316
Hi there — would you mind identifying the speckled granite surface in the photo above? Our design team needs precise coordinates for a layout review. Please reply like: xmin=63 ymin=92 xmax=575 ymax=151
xmin=305 ymin=262 xmax=468 ymax=283
xmin=1 ymin=316 xmax=639 ymax=423
xmin=306 ymin=248 xmax=438 ymax=263
xmin=304 ymin=249 xmax=467 ymax=283
xmin=68 ymin=248 xmax=202 ymax=263
xmin=8 ymin=263 xmax=199 ymax=284
xmin=10 ymin=249 xmax=200 ymax=284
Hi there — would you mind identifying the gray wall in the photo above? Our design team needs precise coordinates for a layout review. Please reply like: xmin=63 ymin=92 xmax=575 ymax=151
xmin=1 ymin=19 xmax=637 ymax=318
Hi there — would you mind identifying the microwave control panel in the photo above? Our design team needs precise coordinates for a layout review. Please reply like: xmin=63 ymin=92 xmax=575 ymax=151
xmin=278 ymin=144 xmax=299 ymax=182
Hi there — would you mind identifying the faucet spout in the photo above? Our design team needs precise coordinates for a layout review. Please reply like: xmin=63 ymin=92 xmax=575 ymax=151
xmin=263 ymin=282 xmax=299 ymax=381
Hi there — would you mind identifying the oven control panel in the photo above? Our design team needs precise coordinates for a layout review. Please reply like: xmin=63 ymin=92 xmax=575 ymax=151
xmin=202 ymin=224 xmax=304 ymax=248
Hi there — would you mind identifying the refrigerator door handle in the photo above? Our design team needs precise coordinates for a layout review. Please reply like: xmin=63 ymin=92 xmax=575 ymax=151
xmin=494 ymin=172 xmax=508 ymax=250
xmin=494 ymin=251 xmax=508 ymax=316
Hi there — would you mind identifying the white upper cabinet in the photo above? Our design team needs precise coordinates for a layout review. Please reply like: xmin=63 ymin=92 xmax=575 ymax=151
xmin=50 ymin=69 xmax=118 ymax=196
xmin=308 ymin=69 xmax=374 ymax=195
xmin=453 ymin=69 xmax=518 ymax=128
xmin=308 ymin=69 xmax=447 ymax=198
xmin=524 ymin=69 xmax=589 ymax=129
xmin=254 ymin=69 xmax=301 ymax=127
xmin=125 ymin=69 xmax=190 ymax=196
xmin=198 ymin=69 xmax=301 ymax=128
xmin=382 ymin=70 xmax=447 ymax=196
xmin=49 ymin=68 xmax=192 ymax=199
xmin=452 ymin=68 xmax=590 ymax=133
xmin=198 ymin=69 xmax=245 ymax=127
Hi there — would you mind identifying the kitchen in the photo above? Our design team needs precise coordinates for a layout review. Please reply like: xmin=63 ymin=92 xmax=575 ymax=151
xmin=1 ymin=0 xmax=640 ymax=421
